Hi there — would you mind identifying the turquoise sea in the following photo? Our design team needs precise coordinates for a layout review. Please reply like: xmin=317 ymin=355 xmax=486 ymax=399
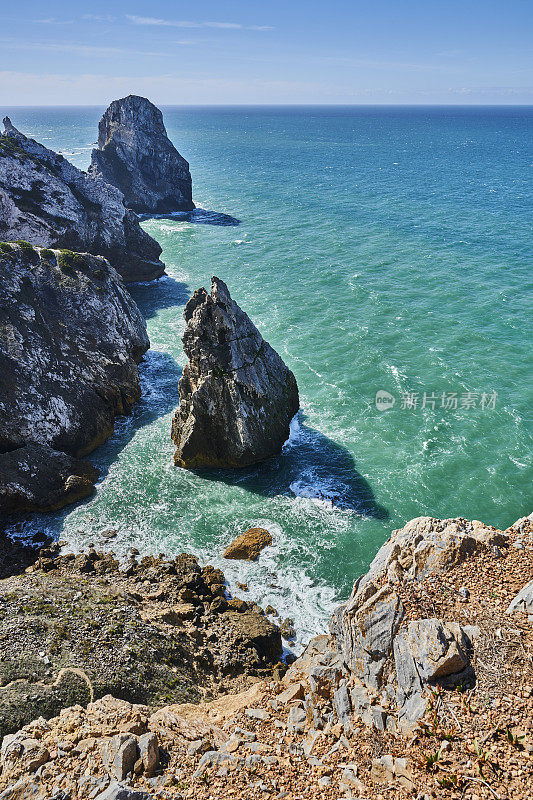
xmin=5 ymin=105 xmax=533 ymax=648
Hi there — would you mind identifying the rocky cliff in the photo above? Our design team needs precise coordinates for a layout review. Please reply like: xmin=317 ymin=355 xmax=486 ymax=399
xmin=0 ymin=117 xmax=164 ymax=282
xmin=0 ymin=512 xmax=530 ymax=799
xmin=0 ymin=242 xmax=149 ymax=511
xmin=89 ymin=95 xmax=194 ymax=214
xmin=171 ymin=277 xmax=299 ymax=469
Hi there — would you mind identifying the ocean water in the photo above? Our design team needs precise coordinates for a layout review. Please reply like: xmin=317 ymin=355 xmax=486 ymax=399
xmin=4 ymin=106 xmax=532 ymax=649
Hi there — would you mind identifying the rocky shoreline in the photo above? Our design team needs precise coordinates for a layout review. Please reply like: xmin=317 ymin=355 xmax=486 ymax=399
xmin=0 ymin=512 xmax=530 ymax=799
xmin=0 ymin=97 xmax=531 ymax=800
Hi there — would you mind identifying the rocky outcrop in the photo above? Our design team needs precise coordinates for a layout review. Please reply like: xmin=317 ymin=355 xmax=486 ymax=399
xmin=223 ymin=528 xmax=273 ymax=561
xmin=89 ymin=95 xmax=194 ymax=214
xmin=0 ymin=242 xmax=149 ymax=511
xmin=0 ymin=444 xmax=99 ymax=513
xmin=0 ymin=547 xmax=282 ymax=741
xmin=327 ymin=515 xmax=509 ymax=730
xmin=0 ymin=117 xmax=164 ymax=282
xmin=171 ymin=277 xmax=299 ymax=469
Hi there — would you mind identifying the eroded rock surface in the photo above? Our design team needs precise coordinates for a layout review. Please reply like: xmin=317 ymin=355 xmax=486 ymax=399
xmin=171 ymin=277 xmax=299 ymax=468
xmin=0 ymin=117 xmax=164 ymax=282
xmin=223 ymin=528 xmax=273 ymax=561
xmin=0 ymin=242 xmax=149 ymax=511
xmin=90 ymin=95 xmax=194 ymax=214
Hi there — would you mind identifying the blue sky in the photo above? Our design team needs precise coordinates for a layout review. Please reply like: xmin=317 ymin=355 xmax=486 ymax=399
xmin=1 ymin=1 xmax=532 ymax=104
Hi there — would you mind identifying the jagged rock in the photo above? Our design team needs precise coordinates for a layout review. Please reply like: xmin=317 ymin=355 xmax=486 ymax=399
xmin=0 ymin=117 xmax=164 ymax=282
xmin=89 ymin=95 xmax=194 ymax=214
xmin=0 ymin=243 xmax=149 ymax=510
xmin=223 ymin=527 xmax=273 ymax=561
xmin=0 ymin=444 xmax=98 ymax=513
xmin=506 ymin=580 xmax=533 ymax=616
xmin=100 ymin=734 xmax=138 ymax=780
xmin=0 ymin=735 xmax=49 ymax=781
xmin=171 ymin=277 xmax=299 ymax=468
xmin=95 ymin=783 xmax=154 ymax=800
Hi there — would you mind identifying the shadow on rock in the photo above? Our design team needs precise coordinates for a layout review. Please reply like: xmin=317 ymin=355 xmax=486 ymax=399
xmin=139 ymin=208 xmax=241 ymax=226
xmin=189 ymin=413 xmax=388 ymax=520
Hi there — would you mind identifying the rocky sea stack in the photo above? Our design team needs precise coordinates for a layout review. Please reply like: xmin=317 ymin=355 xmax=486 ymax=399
xmin=171 ymin=277 xmax=299 ymax=469
xmin=0 ymin=242 xmax=149 ymax=512
xmin=90 ymin=95 xmax=194 ymax=214
xmin=0 ymin=117 xmax=164 ymax=283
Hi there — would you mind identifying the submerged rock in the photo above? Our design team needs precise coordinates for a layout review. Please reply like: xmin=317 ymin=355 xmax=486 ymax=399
xmin=223 ymin=528 xmax=273 ymax=561
xmin=0 ymin=242 xmax=149 ymax=511
xmin=171 ymin=277 xmax=299 ymax=469
xmin=0 ymin=116 xmax=164 ymax=282
xmin=90 ymin=95 xmax=194 ymax=214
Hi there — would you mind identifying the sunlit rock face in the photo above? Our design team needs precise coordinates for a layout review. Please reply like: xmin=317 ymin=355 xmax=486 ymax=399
xmin=172 ymin=277 xmax=299 ymax=469
xmin=0 ymin=116 xmax=164 ymax=283
xmin=90 ymin=95 xmax=194 ymax=214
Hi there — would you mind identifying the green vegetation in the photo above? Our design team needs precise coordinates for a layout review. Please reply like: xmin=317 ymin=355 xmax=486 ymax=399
xmin=57 ymin=249 xmax=88 ymax=272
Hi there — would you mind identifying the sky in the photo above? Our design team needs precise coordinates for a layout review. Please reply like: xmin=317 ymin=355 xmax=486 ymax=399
xmin=0 ymin=1 xmax=532 ymax=105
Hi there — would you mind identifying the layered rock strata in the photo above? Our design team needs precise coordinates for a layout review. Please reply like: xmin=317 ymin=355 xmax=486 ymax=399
xmin=0 ymin=117 xmax=164 ymax=282
xmin=0 ymin=242 xmax=149 ymax=511
xmin=171 ymin=277 xmax=299 ymax=468
xmin=89 ymin=95 xmax=194 ymax=214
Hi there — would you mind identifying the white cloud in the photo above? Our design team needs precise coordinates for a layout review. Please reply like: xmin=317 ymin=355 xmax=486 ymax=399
xmin=1 ymin=41 xmax=169 ymax=58
xmin=126 ymin=15 xmax=274 ymax=31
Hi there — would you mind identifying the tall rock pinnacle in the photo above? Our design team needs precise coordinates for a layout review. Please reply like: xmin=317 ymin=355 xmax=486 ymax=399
xmin=171 ymin=278 xmax=300 ymax=469
xmin=89 ymin=95 xmax=194 ymax=214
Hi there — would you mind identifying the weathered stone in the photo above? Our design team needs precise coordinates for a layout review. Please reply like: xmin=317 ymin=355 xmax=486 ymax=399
xmin=0 ymin=117 xmax=164 ymax=282
xmin=90 ymin=95 xmax=193 ymax=214
xmin=506 ymin=580 xmax=533 ymax=615
xmin=0 ymin=243 xmax=149 ymax=508
xmin=277 ymin=682 xmax=306 ymax=705
xmin=371 ymin=754 xmax=395 ymax=783
xmin=100 ymin=734 xmax=138 ymax=781
xmin=0 ymin=736 xmax=49 ymax=780
xmin=287 ymin=706 xmax=306 ymax=733
xmin=333 ymin=681 xmax=352 ymax=727
xmin=223 ymin=528 xmax=273 ymax=561
xmin=137 ymin=732 xmax=159 ymax=778
xmin=194 ymin=751 xmax=235 ymax=777
xmin=94 ymin=783 xmax=154 ymax=800
xmin=171 ymin=277 xmax=299 ymax=468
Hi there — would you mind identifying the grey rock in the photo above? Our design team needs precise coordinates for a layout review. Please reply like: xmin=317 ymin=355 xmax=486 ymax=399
xmin=90 ymin=96 xmax=193 ymax=214
xmin=333 ymin=681 xmax=352 ymax=726
xmin=0 ymin=244 xmax=149 ymax=510
xmin=0 ymin=118 xmax=164 ymax=282
xmin=171 ymin=277 xmax=299 ymax=469
xmin=94 ymin=783 xmax=153 ymax=800
xmin=287 ymin=706 xmax=306 ymax=733
xmin=100 ymin=734 xmax=138 ymax=781
xmin=137 ymin=732 xmax=159 ymax=777
xmin=506 ymin=580 xmax=533 ymax=615
xmin=0 ymin=444 xmax=98 ymax=513
xmin=194 ymin=750 xmax=234 ymax=777
xmin=245 ymin=708 xmax=271 ymax=721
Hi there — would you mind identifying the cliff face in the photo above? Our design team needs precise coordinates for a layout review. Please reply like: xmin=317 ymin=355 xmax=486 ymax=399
xmin=0 ymin=242 xmax=150 ymax=511
xmin=171 ymin=277 xmax=299 ymax=469
xmin=0 ymin=117 xmax=164 ymax=283
xmin=89 ymin=95 xmax=194 ymax=214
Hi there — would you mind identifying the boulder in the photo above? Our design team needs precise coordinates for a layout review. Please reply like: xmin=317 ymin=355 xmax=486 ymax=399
xmin=89 ymin=95 xmax=194 ymax=214
xmin=0 ymin=242 xmax=149 ymax=510
xmin=223 ymin=528 xmax=273 ymax=561
xmin=0 ymin=117 xmax=164 ymax=282
xmin=171 ymin=277 xmax=299 ymax=468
